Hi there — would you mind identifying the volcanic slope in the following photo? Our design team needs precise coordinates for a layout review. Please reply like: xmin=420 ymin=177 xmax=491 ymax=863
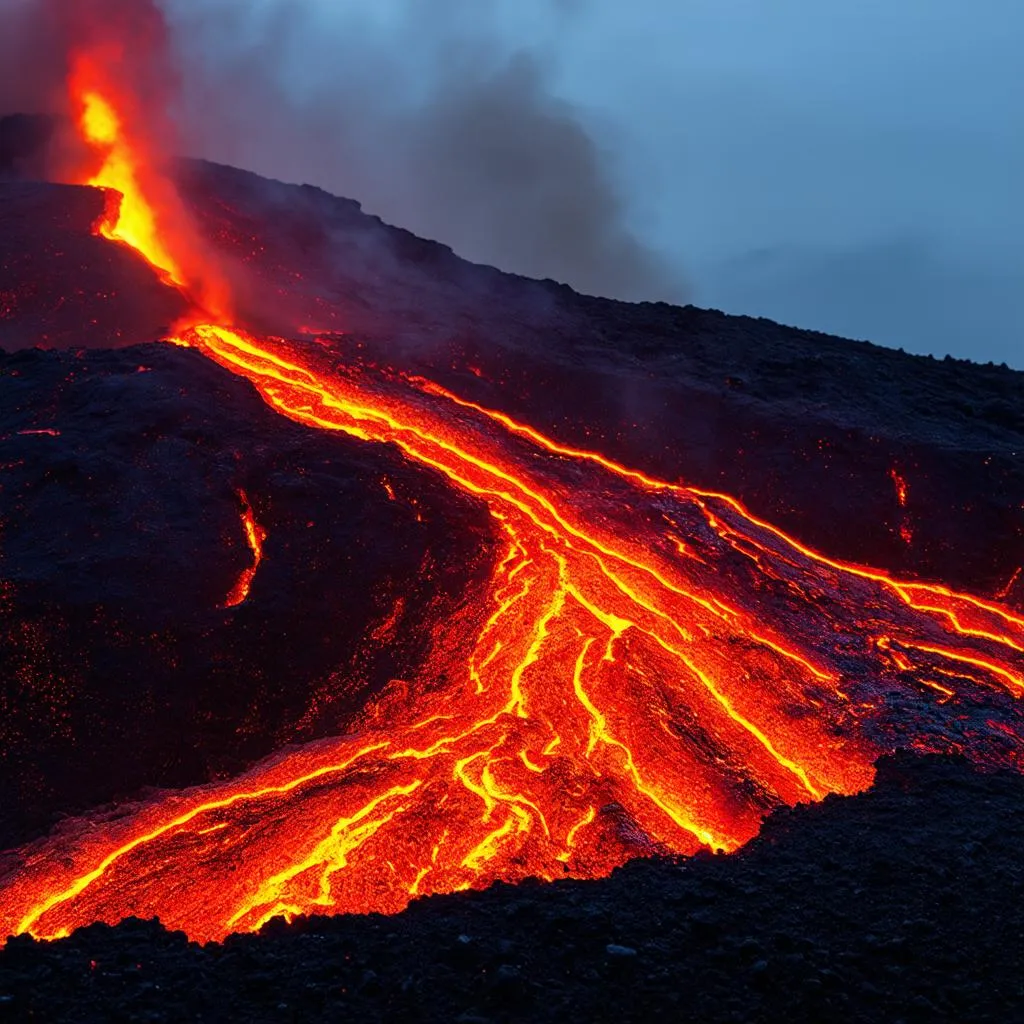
xmin=3 ymin=158 xmax=1022 ymax=596
xmin=0 ymin=341 xmax=494 ymax=848
xmin=1 ymin=157 xmax=1023 ymax=943
xmin=174 ymin=160 xmax=1024 ymax=594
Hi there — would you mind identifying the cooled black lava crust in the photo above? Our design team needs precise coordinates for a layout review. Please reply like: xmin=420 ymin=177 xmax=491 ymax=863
xmin=0 ymin=343 xmax=494 ymax=846
xmin=1 ymin=122 xmax=1022 ymax=1021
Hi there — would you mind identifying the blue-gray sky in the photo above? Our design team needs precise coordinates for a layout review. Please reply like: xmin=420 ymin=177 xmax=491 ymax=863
xmin=558 ymin=0 xmax=1024 ymax=367
xmin=312 ymin=0 xmax=1018 ymax=367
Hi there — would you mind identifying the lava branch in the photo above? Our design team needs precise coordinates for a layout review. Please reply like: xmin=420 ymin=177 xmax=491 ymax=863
xmin=5 ymin=316 xmax=1022 ymax=943
xmin=182 ymin=326 xmax=865 ymax=797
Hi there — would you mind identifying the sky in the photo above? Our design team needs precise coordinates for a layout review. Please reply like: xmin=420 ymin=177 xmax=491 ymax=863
xmin=5 ymin=0 xmax=1021 ymax=367
xmin=230 ymin=0 xmax=1022 ymax=367
xmin=556 ymin=0 xmax=1024 ymax=367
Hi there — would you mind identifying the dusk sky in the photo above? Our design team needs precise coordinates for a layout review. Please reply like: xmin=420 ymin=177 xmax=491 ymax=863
xmin=560 ymin=0 xmax=1024 ymax=368
xmin=165 ymin=1 xmax=1023 ymax=367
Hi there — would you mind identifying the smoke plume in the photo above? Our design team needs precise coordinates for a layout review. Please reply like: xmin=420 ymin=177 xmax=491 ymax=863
xmin=0 ymin=0 xmax=685 ymax=304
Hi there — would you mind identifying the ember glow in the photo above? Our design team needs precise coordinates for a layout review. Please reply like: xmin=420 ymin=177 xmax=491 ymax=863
xmin=996 ymin=567 xmax=1022 ymax=602
xmin=889 ymin=467 xmax=910 ymax=507
xmin=889 ymin=467 xmax=914 ymax=544
xmin=0 ymin=23 xmax=1022 ymax=946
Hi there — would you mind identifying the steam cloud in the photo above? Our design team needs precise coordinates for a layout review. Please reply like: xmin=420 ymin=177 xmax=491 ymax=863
xmin=0 ymin=0 xmax=685 ymax=304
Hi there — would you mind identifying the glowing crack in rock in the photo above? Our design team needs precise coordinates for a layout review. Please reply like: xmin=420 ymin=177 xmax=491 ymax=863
xmin=223 ymin=490 xmax=266 ymax=609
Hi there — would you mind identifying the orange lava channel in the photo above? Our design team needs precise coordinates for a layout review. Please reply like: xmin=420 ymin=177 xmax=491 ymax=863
xmin=223 ymin=490 xmax=266 ymax=608
xmin=73 ymin=72 xmax=185 ymax=288
xmin=68 ymin=51 xmax=231 ymax=323
xmin=2 ymin=51 xmax=1021 ymax=945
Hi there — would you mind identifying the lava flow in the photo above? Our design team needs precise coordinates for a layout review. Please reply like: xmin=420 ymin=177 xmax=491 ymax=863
xmin=1 ymin=24 xmax=1023 ymax=945
xmin=65 ymin=23 xmax=230 ymax=324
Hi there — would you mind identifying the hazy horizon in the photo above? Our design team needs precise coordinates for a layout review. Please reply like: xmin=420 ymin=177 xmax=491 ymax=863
xmin=168 ymin=0 xmax=1024 ymax=367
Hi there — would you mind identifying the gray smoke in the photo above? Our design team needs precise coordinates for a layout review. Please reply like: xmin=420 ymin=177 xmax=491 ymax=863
xmin=0 ymin=0 xmax=686 ymax=304
xmin=0 ymin=0 xmax=65 ymax=114
xmin=168 ymin=0 xmax=684 ymax=303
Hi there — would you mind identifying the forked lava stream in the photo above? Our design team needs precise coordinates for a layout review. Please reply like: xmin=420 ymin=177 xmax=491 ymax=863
xmin=2 ymin=56 xmax=1023 ymax=946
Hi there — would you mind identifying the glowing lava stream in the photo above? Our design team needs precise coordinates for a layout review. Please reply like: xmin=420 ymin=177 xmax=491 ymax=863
xmin=2 ymin=61 xmax=1023 ymax=946
xmin=4 ymin=319 xmax=1024 ymax=944
xmin=77 ymin=85 xmax=185 ymax=288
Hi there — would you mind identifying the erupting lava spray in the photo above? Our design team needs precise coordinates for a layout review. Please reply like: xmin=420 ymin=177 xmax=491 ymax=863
xmin=1 ymin=4 xmax=1022 ymax=944
xmin=59 ymin=0 xmax=231 ymax=323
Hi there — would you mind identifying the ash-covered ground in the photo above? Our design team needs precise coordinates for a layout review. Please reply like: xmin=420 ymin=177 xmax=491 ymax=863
xmin=1 ymin=133 xmax=1023 ymax=1020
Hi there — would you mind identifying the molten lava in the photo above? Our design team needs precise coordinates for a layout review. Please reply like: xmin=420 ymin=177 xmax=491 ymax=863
xmin=66 ymin=39 xmax=230 ymax=322
xmin=75 ymin=79 xmax=185 ymax=288
xmin=3 ymin=315 xmax=1022 ymax=942
xmin=889 ymin=467 xmax=914 ymax=544
xmin=0 ymin=23 xmax=1021 ymax=945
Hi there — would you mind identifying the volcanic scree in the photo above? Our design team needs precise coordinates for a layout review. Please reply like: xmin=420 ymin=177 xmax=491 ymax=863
xmin=1 ymin=4 xmax=1023 ymax=946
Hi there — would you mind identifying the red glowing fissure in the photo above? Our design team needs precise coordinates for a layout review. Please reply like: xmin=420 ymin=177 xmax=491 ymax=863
xmin=223 ymin=490 xmax=266 ymax=608
xmin=0 ymin=47 xmax=1021 ymax=945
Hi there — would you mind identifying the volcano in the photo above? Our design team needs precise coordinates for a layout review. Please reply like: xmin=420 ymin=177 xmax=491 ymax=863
xmin=1 ymin=8 xmax=1024 ymax=1019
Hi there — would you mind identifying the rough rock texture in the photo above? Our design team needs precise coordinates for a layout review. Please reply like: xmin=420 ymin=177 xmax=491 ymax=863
xmin=0 ymin=181 xmax=188 ymax=350
xmin=2 ymin=754 xmax=1022 ymax=1022
xmin=4 ymin=153 xmax=1020 ymax=599
xmin=0 ymin=343 xmax=493 ymax=846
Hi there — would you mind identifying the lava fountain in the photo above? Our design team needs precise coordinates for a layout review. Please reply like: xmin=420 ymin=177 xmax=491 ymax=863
xmin=1 ymin=9 xmax=1022 ymax=945
xmin=62 ymin=5 xmax=230 ymax=323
